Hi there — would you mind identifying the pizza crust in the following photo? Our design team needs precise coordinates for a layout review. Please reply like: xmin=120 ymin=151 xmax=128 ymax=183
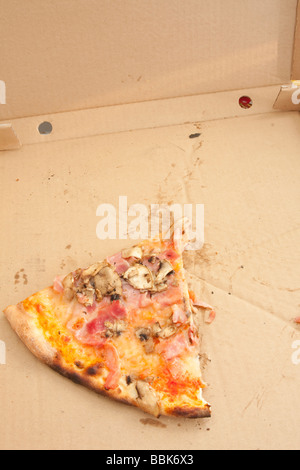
xmin=4 ymin=303 xmax=57 ymax=366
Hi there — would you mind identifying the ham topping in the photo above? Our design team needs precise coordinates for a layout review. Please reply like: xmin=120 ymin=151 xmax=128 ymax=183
xmin=191 ymin=295 xmax=216 ymax=324
xmin=86 ymin=300 xmax=127 ymax=335
xmin=156 ymin=332 xmax=189 ymax=361
xmin=172 ymin=304 xmax=188 ymax=324
xmin=107 ymin=252 xmax=130 ymax=274
xmin=77 ymin=300 xmax=127 ymax=346
xmin=121 ymin=281 xmax=152 ymax=309
xmin=152 ymin=285 xmax=183 ymax=307
xmin=103 ymin=343 xmax=121 ymax=390
xmin=53 ymin=276 xmax=64 ymax=294
xmin=161 ymin=248 xmax=179 ymax=262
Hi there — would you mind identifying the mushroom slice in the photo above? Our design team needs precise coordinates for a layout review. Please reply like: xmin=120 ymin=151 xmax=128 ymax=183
xmin=135 ymin=327 xmax=152 ymax=342
xmin=135 ymin=380 xmax=160 ymax=418
xmin=93 ymin=266 xmax=122 ymax=300
xmin=81 ymin=262 xmax=106 ymax=279
xmin=152 ymin=322 xmax=162 ymax=337
xmin=157 ymin=325 xmax=177 ymax=339
xmin=123 ymin=265 xmax=154 ymax=291
xmin=62 ymin=272 xmax=75 ymax=301
xmin=150 ymin=282 xmax=168 ymax=293
xmin=62 ymin=272 xmax=74 ymax=289
xmin=135 ymin=327 xmax=154 ymax=353
xmin=104 ymin=319 xmax=126 ymax=337
xmin=143 ymin=337 xmax=154 ymax=354
xmin=121 ymin=246 xmax=143 ymax=260
xmin=155 ymin=259 xmax=174 ymax=284
xmin=76 ymin=286 xmax=95 ymax=306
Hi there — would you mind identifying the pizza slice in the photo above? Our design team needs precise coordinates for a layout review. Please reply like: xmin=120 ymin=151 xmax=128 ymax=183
xmin=3 ymin=221 xmax=213 ymax=418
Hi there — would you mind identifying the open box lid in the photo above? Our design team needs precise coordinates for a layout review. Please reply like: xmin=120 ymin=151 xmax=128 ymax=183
xmin=0 ymin=0 xmax=299 ymax=122
xmin=0 ymin=0 xmax=300 ymax=451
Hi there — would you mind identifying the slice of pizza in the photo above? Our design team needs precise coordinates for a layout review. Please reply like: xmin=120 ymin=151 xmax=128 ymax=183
xmin=3 ymin=221 xmax=213 ymax=418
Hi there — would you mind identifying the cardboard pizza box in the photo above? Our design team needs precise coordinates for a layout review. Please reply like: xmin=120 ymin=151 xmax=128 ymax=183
xmin=0 ymin=0 xmax=299 ymax=450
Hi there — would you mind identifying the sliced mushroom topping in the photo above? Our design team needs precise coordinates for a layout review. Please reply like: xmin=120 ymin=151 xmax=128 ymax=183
xmin=125 ymin=372 xmax=138 ymax=385
xmin=123 ymin=264 xmax=154 ymax=291
xmin=155 ymin=259 xmax=174 ymax=284
xmin=150 ymin=282 xmax=168 ymax=293
xmin=93 ymin=266 xmax=122 ymax=301
xmin=62 ymin=272 xmax=74 ymax=289
xmin=104 ymin=319 xmax=126 ymax=337
xmin=143 ymin=336 xmax=154 ymax=354
xmin=81 ymin=262 xmax=106 ymax=279
xmin=135 ymin=380 xmax=160 ymax=417
xmin=135 ymin=327 xmax=152 ymax=342
xmin=152 ymin=322 xmax=162 ymax=337
xmin=135 ymin=327 xmax=155 ymax=354
xmin=62 ymin=272 xmax=75 ymax=301
xmin=121 ymin=245 xmax=143 ymax=260
xmin=147 ymin=254 xmax=160 ymax=264
xmin=110 ymin=293 xmax=121 ymax=301
xmin=157 ymin=324 xmax=177 ymax=339
xmin=76 ymin=286 xmax=95 ymax=306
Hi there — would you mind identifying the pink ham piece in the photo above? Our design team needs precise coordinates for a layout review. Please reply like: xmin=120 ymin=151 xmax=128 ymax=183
xmin=122 ymin=282 xmax=141 ymax=309
xmin=166 ymin=357 xmax=183 ymax=379
xmin=103 ymin=343 xmax=121 ymax=390
xmin=153 ymin=285 xmax=183 ymax=308
xmin=156 ymin=332 xmax=189 ymax=361
xmin=205 ymin=309 xmax=216 ymax=324
xmin=192 ymin=297 xmax=214 ymax=310
xmin=122 ymin=281 xmax=152 ymax=309
xmin=188 ymin=326 xmax=199 ymax=346
xmin=53 ymin=276 xmax=64 ymax=294
xmin=106 ymin=252 xmax=130 ymax=274
xmin=172 ymin=304 xmax=188 ymax=324
xmin=86 ymin=300 xmax=127 ymax=335
xmin=160 ymin=248 xmax=179 ymax=262
xmin=78 ymin=300 xmax=127 ymax=346
xmin=191 ymin=296 xmax=216 ymax=324
xmin=141 ymin=256 xmax=161 ymax=273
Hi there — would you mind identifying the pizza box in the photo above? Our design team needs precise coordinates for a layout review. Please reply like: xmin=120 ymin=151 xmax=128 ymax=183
xmin=0 ymin=0 xmax=299 ymax=451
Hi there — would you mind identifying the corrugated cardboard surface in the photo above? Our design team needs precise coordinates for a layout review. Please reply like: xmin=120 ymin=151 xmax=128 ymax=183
xmin=0 ymin=108 xmax=299 ymax=450
xmin=0 ymin=0 xmax=298 ymax=120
